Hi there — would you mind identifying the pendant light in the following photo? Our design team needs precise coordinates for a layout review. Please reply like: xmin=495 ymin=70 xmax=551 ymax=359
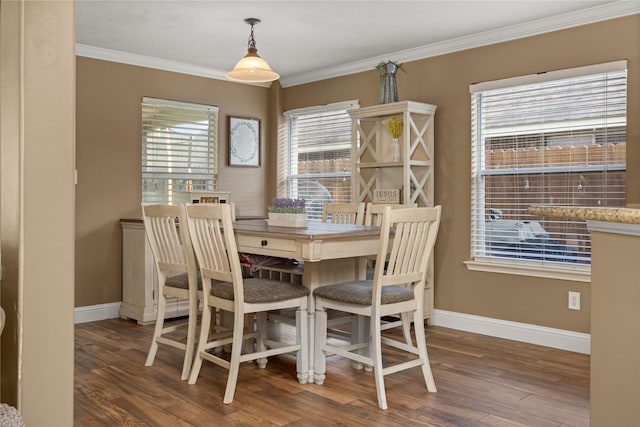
xmin=226 ymin=18 xmax=279 ymax=83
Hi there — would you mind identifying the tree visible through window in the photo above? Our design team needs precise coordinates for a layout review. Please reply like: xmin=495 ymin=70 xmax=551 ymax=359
xmin=142 ymin=98 xmax=218 ymax=204
xmin=470 ymin=61 xmax=627 ymax=271
xmin=284 ymin=100 xmax=359 ymax=220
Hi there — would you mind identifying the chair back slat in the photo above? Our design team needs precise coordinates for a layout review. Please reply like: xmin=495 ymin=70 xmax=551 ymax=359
xmin=322 ymin=202 xmax=365 ymax=225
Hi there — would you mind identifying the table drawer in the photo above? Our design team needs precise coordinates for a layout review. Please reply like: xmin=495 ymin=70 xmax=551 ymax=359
xmin=236 ymin=235 xmax=299 ymax=257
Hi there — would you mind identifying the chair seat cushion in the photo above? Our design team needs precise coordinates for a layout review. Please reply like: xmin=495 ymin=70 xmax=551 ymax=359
xmin=209 ymin=277 xmax=309 ymax=303
xmin=165 ymin=272 xmax=202 ymax=290
xmin=313 ymin=280 xmax=413 ymax=305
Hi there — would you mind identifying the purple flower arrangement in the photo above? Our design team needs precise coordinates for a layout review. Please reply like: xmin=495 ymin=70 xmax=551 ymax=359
xmin=268 ymin=198 xmax=306 ymax=214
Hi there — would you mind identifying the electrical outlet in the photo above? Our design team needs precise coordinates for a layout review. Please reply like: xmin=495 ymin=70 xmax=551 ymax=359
xmin=568 ymin=291 xmax=581 ymax=310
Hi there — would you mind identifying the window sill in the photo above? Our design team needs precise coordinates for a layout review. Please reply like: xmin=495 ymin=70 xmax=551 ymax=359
xmin=464 ymin=258 xmax=590 ymax=282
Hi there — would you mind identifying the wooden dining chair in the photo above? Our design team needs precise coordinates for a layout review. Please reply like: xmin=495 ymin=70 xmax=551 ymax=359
xmin=364 ymin=202 xmax=418 ymax=344
xmin=314 ymin=206 xmax=441 ymax=409
xmin=185 ymin=203 xmax=309 ymax=404
xmin=322 ymin=202 xmax=365 ymax=225
xmin=142 ymin=204 xmax=200 ymax=380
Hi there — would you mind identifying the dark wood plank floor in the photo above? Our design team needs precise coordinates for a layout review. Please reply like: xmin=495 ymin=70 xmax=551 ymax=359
xmin=75 ymin=318 xmax=589 ymax=426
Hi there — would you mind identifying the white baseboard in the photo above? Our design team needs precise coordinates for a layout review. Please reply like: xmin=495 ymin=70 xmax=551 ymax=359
xmin=432 ymin=309 xmax=591 ymax=354
xmin=73 ymin=303 xmax=590 ymax=354
xmin=74 ymin=302 xmax=121 ymax=324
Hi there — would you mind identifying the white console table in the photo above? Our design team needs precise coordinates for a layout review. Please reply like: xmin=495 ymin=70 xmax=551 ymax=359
xmin=120 ymin=219 xmax=190 ymax=325
xmin=120 ymin=213 xmax=266 ymax=325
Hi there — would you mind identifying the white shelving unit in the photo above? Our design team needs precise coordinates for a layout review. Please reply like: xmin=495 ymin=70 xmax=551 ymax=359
xmin=349 ymin=100 xmax=438 ymax=322
xmin=349 ymin=100 xmax=436 ymax=207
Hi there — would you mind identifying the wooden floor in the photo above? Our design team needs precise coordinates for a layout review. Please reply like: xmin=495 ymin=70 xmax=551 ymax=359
xmin=75 ymin=318 xmax=589 ymax=426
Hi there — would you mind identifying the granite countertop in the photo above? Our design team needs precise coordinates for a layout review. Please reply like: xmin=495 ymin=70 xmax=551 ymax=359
xmin=527 ymin=205 xmax=640 ymax=224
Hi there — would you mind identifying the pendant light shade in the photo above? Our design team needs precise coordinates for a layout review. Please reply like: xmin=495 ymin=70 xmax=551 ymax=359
xmin=227 ymin=18 xmax=279 ymax=83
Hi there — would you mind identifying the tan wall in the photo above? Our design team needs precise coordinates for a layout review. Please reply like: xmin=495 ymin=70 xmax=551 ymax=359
xmin=1 ymin=0 xmax=75 ymax=422
xmin=589 ymin=227 xmax=640 ymax=426
xmin=283 ymin=15 xmax=640 ymax=333
xmin=76 ymin=16 xmax=640 ymax=334
xmin=75 ymin=58 xmax=271 ymax=306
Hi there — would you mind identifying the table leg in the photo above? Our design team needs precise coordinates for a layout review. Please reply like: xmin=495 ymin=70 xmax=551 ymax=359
xmin=302 ymin=257 xmax=366 ymax=383
xmin=302 ymin=261 xmax=320 ymax=383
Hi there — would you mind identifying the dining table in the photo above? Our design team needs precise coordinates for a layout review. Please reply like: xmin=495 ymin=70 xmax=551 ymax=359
xmin=232 ymin=219 xmax=382 ymax=383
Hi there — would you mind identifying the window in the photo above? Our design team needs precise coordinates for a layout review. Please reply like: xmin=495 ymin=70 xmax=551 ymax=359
xmin=142 ymin=98 xmax=218 ymax=204
xmin=468 ymin=61 xmax=627 ymax=279
xmin=283 ymin=100 xmax=359 ymax=220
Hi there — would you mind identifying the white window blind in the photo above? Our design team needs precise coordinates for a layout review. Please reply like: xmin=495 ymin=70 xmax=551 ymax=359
xmin=142 ymin=97 xmax=219 ymax=204
xmin=470 ymin=61 xmax=627 ymax=269
xmin=284 ymin=100 xmax=359 ymax=220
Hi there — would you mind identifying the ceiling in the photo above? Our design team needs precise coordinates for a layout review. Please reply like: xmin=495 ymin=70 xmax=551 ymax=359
xmin=76 ymin=1 xmax=639 ymax=87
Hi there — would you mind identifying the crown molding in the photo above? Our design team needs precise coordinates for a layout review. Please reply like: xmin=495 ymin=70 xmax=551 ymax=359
xmin=280 ymin=1 xmax=640 ymax=87
xmin=75 ymin=44 xmax=272 ymax=87
xmin=76 ymin=1 xmax=639 ymax=88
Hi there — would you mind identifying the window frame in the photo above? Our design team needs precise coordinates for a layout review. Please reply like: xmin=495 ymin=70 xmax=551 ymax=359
xmin=281 ymin=100 xmax=359 ymax=220
xmin=141 ymin=97 xmax=219 ymax=205
xmin=466 ymin=61 xmax=627 ymax=281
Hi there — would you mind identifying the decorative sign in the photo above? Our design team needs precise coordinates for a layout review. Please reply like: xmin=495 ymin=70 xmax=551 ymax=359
xmin=200 ymin=196 xmax=219 ymax=204
xmin=373 ymin=189 xmax=400 ymax=204
xmin=228 ymin=116 xmax=260 ymax=167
